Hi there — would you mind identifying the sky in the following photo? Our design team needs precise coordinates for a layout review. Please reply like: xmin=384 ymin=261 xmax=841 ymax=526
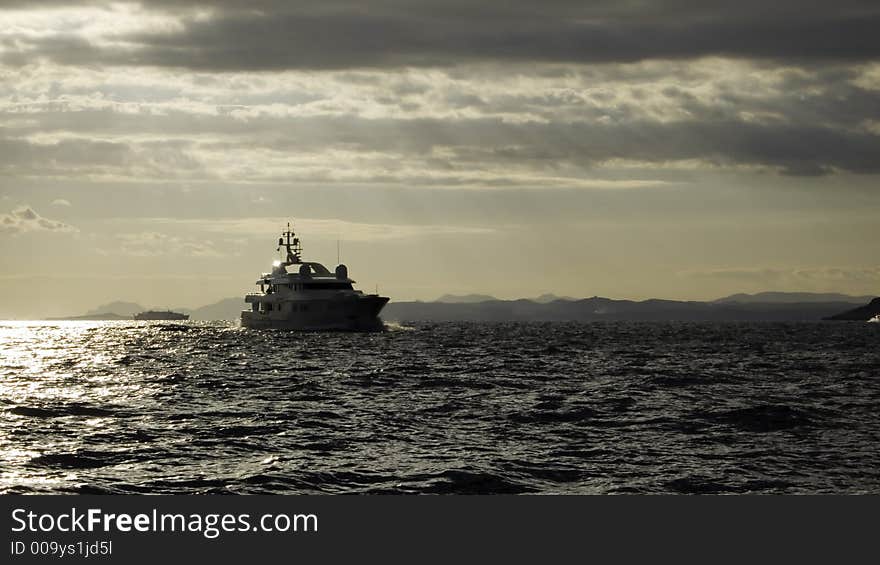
xmin=0 ymin=0 xmax=878 ymax=317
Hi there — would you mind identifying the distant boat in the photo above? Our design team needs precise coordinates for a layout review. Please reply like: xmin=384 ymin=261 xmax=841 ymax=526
xmin=869 ymin=315 xmax=880 ymax=323
xmin=133 ymin=310 xmax=189 ymax=321
xmin=241 ymin=221 xmax=388 ymax=330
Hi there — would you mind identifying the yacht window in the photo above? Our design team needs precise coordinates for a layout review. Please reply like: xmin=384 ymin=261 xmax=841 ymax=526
xmin=303 ymin=282 xmax=354 ymax=290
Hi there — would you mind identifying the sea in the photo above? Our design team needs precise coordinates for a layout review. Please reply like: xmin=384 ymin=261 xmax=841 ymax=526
xmin=1 ymin=320 xmax=878 ymax=494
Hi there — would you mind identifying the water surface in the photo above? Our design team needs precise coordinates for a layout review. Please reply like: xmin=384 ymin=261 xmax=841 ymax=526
xmin=1 ymin=320 xmax=878 ymax=494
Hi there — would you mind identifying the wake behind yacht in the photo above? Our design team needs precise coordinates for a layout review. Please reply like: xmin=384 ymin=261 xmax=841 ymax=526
xmin=240 ymin=222 xmax=388 ymax=330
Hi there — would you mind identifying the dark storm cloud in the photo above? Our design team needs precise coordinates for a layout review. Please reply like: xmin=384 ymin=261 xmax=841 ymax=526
xmin=3 ymin=1 xmax=879 ymax=180
xmin=3 ymin=114 xmax=878 ymax=178
xmin=3 ymin=1 xmax=880 ymax=69
xmin=403 ymin=119 xmax=880 ymax=176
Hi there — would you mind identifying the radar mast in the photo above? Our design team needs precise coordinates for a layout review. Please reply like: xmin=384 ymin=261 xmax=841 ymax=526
xmin=277 ymin=222 xmax=302 ymax=264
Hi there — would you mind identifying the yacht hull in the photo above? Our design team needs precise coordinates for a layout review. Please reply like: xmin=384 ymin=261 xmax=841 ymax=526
xmin=240 ymin=295 xmax=389 ymax=331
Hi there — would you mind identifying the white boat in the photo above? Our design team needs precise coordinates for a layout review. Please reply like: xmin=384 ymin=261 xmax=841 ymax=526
xmin=134 ymin=310 xmax=189 ymax=321
xmin=240 ymin=222 xmax=389 ymax=330
xmin=868 ymin=315 xmax=880 ymax=323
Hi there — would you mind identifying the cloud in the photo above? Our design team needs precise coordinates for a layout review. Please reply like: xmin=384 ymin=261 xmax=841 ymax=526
xmin=114 ymin=231 xmax=225 ymax=257
xmin=106 ymin=217 xmax=483 ymax=258
xmin=2 ymin=57 xmax=878 ymax=184
xmin=110 ymin=217 xmax=495 ymax=242
xmin=2 ymin=2 xmax=879 ymax=70
xmin=1 ymin=113 xmax=877 ymax=184
xmin=0 ymin=205 xmax=76 ymax=236
xmin=51 ymin=198 xmax=71 ymax=206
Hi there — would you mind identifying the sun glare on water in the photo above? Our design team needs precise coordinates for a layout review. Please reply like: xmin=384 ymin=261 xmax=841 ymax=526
xmin=0 ymin=321 xmax=151 ymax=492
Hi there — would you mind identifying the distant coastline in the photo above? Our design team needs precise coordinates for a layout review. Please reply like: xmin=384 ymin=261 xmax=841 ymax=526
xmin=45 ymin=313 xmax=132 ymax=321
xmin=383 ymin=297 xmax=874 ymax=323
xmin=32 ymin=291 xmax=878 ymax=323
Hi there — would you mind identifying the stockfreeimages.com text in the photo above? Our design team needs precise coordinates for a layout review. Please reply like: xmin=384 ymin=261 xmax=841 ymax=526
xmin=11 ymin=508 xmax=318 ymax=539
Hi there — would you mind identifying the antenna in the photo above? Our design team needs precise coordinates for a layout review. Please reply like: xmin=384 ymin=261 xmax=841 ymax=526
xmin=277 ymin=220 xmax=302 ymax=264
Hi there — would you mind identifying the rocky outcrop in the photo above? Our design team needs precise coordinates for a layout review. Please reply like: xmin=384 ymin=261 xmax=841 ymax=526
xmin=825 ymin=297 xmax=880 ymax=320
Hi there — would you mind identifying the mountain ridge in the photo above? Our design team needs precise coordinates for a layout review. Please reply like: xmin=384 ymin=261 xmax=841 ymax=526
xmin=85 ymin=301 xmax=145 ymax=317
xmin=382 ymin=296 xmax=859 ymax=322
xmin=714 ymin=292 xmax=874 ymax=304
xmin=435 ymin=294 xmax=498 ymax=303
xmin=51 ymin=291 xmax=879 ymax=322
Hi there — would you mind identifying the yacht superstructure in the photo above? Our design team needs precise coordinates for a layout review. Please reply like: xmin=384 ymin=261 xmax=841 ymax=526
xmin=240 ymin=222 xmax=388 ymax=330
